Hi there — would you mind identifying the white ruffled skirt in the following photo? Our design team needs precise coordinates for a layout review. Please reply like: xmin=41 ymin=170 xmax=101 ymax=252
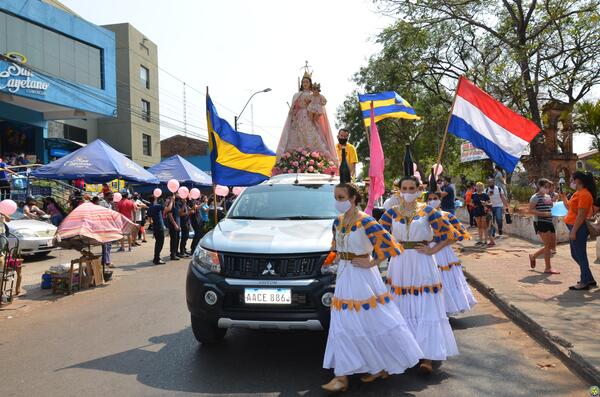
xmin=434 ymin=245 xmax=477 ymax=315
xmin=323 ymin=260 xmax=423 ymax=376
xmin=387 ymin=249 xmax=459 ymax=361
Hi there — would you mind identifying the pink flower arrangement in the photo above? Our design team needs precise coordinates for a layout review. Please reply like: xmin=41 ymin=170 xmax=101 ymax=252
xmin=274 ymin=149 xmax=338 ymax=175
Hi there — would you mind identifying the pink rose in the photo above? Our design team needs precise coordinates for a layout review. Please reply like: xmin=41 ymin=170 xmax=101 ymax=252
xmin=297 ymin=147 xmax=304 ymax=153
xmin=299 ymin=166 xmax=305 ymax=172
xmin=300 ymin=156 xmax=306 ymax=161
xmin=309 ymin=159 xmax=315 ymax=165
xmin=329 ymin=161 xmax=334 ymax=166
xmin=287 ymin=169 xmax=293 ymax=174
xmin=302 ymin=151 xmax=308 ymax=157
xmin=308 ymin=166 xmax=314 ymax=172
xmin=292 ymin=161 xmax=299 ymax=167
xmin=311 ymin=151 xmax=320 ymax=158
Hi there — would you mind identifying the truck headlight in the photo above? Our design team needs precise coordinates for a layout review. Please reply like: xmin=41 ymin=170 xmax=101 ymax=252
xmin=192 ymin=247 xmax=221 ymax=274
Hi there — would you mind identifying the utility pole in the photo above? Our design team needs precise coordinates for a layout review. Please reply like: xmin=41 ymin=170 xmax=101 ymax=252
xmin=183 ymin=82 xmax=188 ymax=137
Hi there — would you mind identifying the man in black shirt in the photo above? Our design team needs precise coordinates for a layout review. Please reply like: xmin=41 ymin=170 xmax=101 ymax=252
xmin=438 ymin=176 xmax=456 ymax=214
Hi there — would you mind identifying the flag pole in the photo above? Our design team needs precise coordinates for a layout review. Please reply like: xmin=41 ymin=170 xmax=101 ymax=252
xmin=433 ymin=77 xmax=461 ymax=178
xmin=206 ymin=85 xmax=218 ymax=227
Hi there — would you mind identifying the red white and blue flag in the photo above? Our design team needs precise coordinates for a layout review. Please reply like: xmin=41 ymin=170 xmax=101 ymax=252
xmin=448 ymin=76 xmax=540 ymax=172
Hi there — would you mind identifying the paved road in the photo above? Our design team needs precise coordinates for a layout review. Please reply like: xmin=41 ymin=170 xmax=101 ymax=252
xmin=0 ymin=244 xmax=590 ymax=396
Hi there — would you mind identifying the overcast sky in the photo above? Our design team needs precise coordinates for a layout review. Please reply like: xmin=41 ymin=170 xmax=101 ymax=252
xmin=60 ymin=0 xmax=594 ymax=154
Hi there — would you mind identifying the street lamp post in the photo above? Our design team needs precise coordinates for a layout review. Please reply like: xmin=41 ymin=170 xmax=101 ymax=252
xmin=234 ymin=88 xmax=271 ymax=130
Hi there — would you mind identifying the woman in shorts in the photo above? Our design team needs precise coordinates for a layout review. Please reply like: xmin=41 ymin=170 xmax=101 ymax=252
xmin=528 ymin=178 xmax=559 ymax=274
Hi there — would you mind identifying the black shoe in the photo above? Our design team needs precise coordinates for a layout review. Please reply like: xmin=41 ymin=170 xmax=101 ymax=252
xmin=170 ymin=256 xmax=180 ymax=261
xmin=176 ymin=253 xmax=185 ymax=258
xmin=153 ymin=259 xmax=166 ymax=265
xmin=569 ymin=283 xmax=592 ymax=290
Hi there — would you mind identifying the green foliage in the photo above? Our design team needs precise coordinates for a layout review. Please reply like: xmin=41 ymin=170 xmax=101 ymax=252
xmin=509 ymin=185 xmax=535 ymax=204
xmin=575 ymin=100 xmax=600 ymax=151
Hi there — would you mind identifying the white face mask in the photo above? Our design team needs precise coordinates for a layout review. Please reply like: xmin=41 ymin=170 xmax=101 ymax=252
xmin=428 ymin=199 xmax=441 ymax=208
xmin=570 ymin=182 xmax=577 ymax=190
xmin=335 ymin=200 xmax=352 ymax=214
xmin=402 ymin=191 xmax=421 ymax=203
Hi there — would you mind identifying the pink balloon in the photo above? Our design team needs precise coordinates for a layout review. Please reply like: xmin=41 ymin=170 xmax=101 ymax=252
xmin=433 ymin=164 xmax=443 ymax=176
xmin=0 ymin=199 xmax=17 ymax=216
xmin=153 ymin=188 xmax=162 ymax=198
xmin=167 ymin=179 xmax=179 ymax=193
xmin=215 ymin=185 xmax=229 ymax=197
xmin=178 ymin=186 xmax=189 ymax=199
xmin=113 ymin=192 xmax=122 ymax=203
xmin=232 ymin=187 xmax=245 ymax=196
xmin=190 ymin=188 xmax=201 ymax=200
xmin=413 ymin=163 xmax=418 ymax=173
xmin=413 ymin=171 xmax=422 ymax=182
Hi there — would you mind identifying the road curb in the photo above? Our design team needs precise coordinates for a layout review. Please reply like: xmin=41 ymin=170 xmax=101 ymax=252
xmin=463 ymin=268 xmax=600 ymax=385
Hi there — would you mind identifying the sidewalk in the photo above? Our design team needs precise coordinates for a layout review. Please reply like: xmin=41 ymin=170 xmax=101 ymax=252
xmin=459 ymin=231 xmax=600 ymax=384
xmin=1 ymin=240 xmax=161 ymax=320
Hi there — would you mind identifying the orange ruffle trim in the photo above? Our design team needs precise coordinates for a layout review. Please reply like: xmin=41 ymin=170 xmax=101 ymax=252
xmin=331 ymin=292 xmax=392 ymax=311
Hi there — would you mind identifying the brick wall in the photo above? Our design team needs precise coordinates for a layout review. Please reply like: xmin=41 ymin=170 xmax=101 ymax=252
xmin=160 ymin=135 xmax=208 ymax=158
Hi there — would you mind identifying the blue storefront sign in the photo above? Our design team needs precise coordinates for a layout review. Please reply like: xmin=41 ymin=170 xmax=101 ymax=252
xmin=49 ymin=148 xmax=70 ymax=158
xmin=0 ymin=0 xmax=117 ymax=163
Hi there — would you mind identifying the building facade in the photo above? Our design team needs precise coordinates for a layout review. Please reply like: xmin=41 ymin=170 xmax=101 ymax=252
xmin=98 ymin=23 xmax=161 ymax=168
xmin=0 ymin=0 xmax=117 ymax=163
xmin=161 ymin=135 xmax=210 ymax=172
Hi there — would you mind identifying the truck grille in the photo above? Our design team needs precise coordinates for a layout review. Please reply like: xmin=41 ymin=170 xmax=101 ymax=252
xmin=220 ymin=253 xmax=326 ymax=278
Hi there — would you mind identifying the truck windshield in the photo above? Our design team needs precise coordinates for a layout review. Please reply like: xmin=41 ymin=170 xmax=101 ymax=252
xmin=228 ymin=184 xmax=337 ymax=220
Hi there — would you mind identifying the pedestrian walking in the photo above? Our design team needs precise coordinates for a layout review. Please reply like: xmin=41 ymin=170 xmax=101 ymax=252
xmin=426 ymin=186 xmax=477 ymax=315
xmin=179 ymin=198 xmax=191 ymax=257
xmin=485 ymin=177 xmax=509 ymax=237
xmin=380 ymin=174 xmax=459 ymax=375
xmin=438 ymin=176 xmax=455 ymax=214
xmin=472 ymin=182 xmax=494 ymax=247
xmin=165 ymin=194 xmax=181 ymax=261
xmin=116 ymin=192 xmax=136 ymax=252
xmin=465 ymin=181 xmax=476 ymax=227
xmin=528 ymin=178 xmax=559 ymax=274
xmin=189 ymin=198 xmax=203 ymax=254
xmin=133 ymin=193 xmax=148 ymax=244
xmin=94 ymin=193 xmax=113 ymax=268
xmin=321 ymin=183 xmax=422 ymax=392
xmin=562 ymin=171 xmax=597 ymax=290
xmin=147 ymin=196 xmax=166 ymax=265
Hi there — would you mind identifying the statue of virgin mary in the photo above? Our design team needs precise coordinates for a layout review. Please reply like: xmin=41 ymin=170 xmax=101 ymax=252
xmin=276 ymin=67 xmax=338 ymax=165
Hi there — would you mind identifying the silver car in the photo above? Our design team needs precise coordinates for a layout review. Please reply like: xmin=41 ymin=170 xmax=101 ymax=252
xmin=6 ymin=212 xmax=57 ymax=257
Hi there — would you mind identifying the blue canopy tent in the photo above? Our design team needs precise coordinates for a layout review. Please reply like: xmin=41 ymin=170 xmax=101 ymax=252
xmin=31 ymin=139 xmax=160 ymax=184
xmin=147 ymin=155 xmax=212 ymax=187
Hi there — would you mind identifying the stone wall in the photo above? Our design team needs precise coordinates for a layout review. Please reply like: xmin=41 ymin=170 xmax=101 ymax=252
xmin=456 ymin=207 xmax=570 ymax=243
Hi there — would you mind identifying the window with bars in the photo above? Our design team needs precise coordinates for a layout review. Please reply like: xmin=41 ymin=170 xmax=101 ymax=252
xmin=142 ymin=134 xmax=151 ymax=156
xmin=141 ymin=99 xmax=151 ymax=122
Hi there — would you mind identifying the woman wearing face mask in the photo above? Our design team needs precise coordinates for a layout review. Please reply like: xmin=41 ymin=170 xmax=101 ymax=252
xmin=426 ymin=179 xmax=477 ymax=316
xmin=471 ymin=182 xmax=494 ymax=247
xmin=379 ymin=174 xmax=460 ymax=375
xmin=322 ymin=183 xmax=423 ymax=393
xmin=528 ymin=178 xmax=559 ymax=274
xmin=561 ymin=171 xmax=597 ymax=290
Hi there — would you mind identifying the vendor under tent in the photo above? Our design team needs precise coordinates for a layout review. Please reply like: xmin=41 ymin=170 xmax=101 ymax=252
xmin=31 ymin=138 xmax=160 ymax=184
xmin=147 ymin=155 xmax=212 ymax=187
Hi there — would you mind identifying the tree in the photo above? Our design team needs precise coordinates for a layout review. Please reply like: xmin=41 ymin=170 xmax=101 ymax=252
xmin=373 ymin=0 xmax=600 ymax=170
xmin=575 ymin=99 xmax=600 ymax=151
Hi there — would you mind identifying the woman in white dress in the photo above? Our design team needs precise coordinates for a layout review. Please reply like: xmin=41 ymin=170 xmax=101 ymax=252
xmin=322 ymin=183 xmax=423 ymax=392
xmin=276 ymin=72 xmax=337 ymax=164
xmin=426 ymin=188 xmax=477 ymax=315
xmin=379 ymin=175 xmax=459 ymax=374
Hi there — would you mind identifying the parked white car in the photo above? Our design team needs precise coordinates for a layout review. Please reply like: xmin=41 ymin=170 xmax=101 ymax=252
xmin=5 ymin=212 xmax=57 ymax=257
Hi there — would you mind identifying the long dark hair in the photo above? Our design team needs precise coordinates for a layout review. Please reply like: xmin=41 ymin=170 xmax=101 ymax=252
xmin=299 ymin=76 xmax=312 ymax=92
xmin=572 ymin=171 xmax=597 ymax=201
xmin=336 ymin=183 xmax=362 ymax=206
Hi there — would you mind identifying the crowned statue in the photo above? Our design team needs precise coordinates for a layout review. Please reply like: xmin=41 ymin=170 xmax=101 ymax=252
xmin=275 ymin=62 xmax=338 ymax=170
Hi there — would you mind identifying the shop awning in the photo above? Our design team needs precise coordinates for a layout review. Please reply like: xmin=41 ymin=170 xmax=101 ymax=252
xmin=31 ymin=138 xmax=160 ymax=184
xmin=147 ymin=155 xmax=212 ymax=186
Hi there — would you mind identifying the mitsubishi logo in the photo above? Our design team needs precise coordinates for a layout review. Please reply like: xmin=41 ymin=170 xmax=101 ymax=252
xmin=262 ymin=262 xmax=277 ymax=276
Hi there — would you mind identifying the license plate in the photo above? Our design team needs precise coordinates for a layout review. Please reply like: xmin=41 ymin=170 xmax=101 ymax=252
xmin=244 ymin=288 xmax=291 ymax=305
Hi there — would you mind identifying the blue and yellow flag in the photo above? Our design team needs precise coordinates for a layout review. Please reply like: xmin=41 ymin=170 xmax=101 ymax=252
xmin=358 ymin=92 xmax=420 ymax=127
xmin=206 ymin=95 xmax=276 ymax=186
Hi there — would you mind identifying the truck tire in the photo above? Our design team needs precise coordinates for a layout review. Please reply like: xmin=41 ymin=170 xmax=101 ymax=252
xmin=191 ymin=315 xmax=227 ymax=345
